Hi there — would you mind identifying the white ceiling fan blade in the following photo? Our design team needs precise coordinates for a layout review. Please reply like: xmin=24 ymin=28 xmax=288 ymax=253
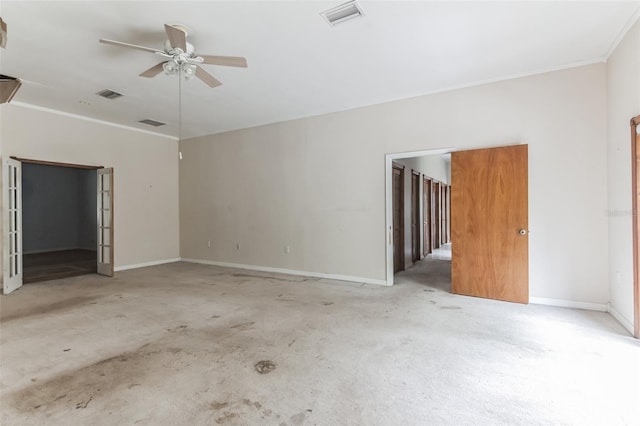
xmin=165 ymin=24 xmax=187 ymax=52
xmin=139 ymin=62 xmax=167 ymax=78
xmin=195 ymin=66 xmax=222 ymax=88
xmin=199 ymin=55 xmax=247 ymax=68
xmin=99 ymin=39 xmax=162 ymax=54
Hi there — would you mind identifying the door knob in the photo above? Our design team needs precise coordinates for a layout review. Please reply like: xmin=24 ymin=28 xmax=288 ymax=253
xmin=519 ymin=229 xmax=527 ymax=236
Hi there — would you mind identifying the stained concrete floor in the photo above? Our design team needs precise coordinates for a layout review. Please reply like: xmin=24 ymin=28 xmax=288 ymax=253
xmin=1 ymin=259 xmax=639 ymax=425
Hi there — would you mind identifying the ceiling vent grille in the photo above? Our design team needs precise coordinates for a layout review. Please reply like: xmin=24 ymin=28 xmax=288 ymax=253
xmin=97 ymin=89 xmax=123 ymax=99
xmin=321 ymin=1 xmax=365 ymax=26
xmin=138 ymin=119 xmax=165 ymax=127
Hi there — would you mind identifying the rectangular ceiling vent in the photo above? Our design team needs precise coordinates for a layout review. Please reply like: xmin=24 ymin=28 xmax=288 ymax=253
xmin=321 ymin=1 xmax=365 ymax=26
xmin=138 ymin=119 xmax=165 ymax=127
xmin=97 ymin=89 xmax=123 ymax=100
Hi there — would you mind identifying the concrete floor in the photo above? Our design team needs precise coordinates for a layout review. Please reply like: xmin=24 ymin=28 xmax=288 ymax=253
xmin=1 ymin=259 xmax=639 ymax=425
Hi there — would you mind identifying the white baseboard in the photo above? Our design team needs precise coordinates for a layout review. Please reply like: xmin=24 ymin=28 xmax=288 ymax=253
xmin=181 ymin=258 xmax=389 ymax=286
xmin=115 ymin=257 xmax=181 ymax=272
xmin=529 ymin=297 xmax=608 ymax=312
xmin=607 ymin=304 xmax=634 ymax=335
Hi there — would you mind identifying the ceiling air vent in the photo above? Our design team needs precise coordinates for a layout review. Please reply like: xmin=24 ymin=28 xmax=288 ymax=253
xmin=97 ymin=89 xmax=123 ymax=100
xmin=321 ymin=1 xmax=365 ymax=26
xmin=138 ymin=119 xmax=165 ymax=127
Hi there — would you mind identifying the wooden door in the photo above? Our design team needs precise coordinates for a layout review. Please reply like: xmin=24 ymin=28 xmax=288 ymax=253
xmin=392 ymin=163 xmax=405 ymax=273
xmin=433 ymin=182 xmax=440 ymax=249
xmin=411 ymin=171 xmax=420 ymax=262
xmin=448 ymin=185 xmax=452 ymax=243
xmin=442 ymin=185 xmax=447 ymax=243
xmin=451 ymin=145 xmax=529 ymax=304
xmin=445 ymin=185 xmax=451 ymax=243
xmin=423 ymin=177 xmax=432 ymax=256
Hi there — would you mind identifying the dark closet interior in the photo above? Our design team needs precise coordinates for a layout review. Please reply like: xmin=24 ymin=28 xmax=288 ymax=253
xmin=22 ymin=163 xmax=97 ymax=283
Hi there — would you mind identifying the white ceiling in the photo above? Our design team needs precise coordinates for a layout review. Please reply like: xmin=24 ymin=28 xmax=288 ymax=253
xmin=1 ymin=1 xmax=638 ymax=139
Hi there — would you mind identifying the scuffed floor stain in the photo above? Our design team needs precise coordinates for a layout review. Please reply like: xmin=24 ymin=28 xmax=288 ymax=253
xmin=290 ymin=411 xmax=307 ymax=425
xmin=10 ymin=346 xmax=153 ymax=413
xmin=0 ymin=296 xmax=101 ymax=322
xmin=215 ymin=412 xmax=238 ymax=424
xmin=255 ymin=360 xmax=276 ymax=374
xmin=210 ymin=401 xmax=229 ymax=410
xmin=440 ymin=306 xmax=462 ymax=310
xmin=230 ymin=322 xmax=255 ymax=331
xmin=75 ymin=395 xmax=93 ymax=409
xmin=8 ymin=323 xmax=258 ymax=416
xmin=209 ymin=398 xmax=277 ymax=424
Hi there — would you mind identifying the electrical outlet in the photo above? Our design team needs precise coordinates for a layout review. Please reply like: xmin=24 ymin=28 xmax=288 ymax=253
xmin=236 ymin=243 xmax=240 ymax=251
xmin=285 ymin=245 xmax=290 ymax=254
xmin=207 ymin=240 xmax=211 ymax=248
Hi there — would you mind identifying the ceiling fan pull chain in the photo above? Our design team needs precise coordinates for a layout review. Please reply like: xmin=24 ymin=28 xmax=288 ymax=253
xmin=178 ymin=63 xmax=182 ymax=142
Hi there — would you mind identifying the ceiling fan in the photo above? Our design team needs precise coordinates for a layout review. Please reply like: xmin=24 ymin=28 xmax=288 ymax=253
xmin=99 ymin=24 xmax=247 ymax=88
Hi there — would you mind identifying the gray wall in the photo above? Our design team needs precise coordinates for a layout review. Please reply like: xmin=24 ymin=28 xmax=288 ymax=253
xmin=22 ymin=163 xmax=96 ymax=254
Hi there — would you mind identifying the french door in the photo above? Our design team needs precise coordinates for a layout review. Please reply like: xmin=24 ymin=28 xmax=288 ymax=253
xmin=2 ymin=158 xmax=23 ymax=294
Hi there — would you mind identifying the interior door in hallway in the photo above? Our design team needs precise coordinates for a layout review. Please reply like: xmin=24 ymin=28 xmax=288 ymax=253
xmin=423 ymin=177 xmax=432 ymax=256
xmin=411 ymin=171 xmax=420 ymax=262
xmin=451 ymin=145 xmax=529 ymax=303
xmin=392 ymin=163 xmax=405 ymax=273
xmin=433 ymin=182 xmax=440 ymax=249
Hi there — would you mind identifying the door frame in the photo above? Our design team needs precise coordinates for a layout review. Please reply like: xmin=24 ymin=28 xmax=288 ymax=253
xmin=631 ymin=115 xmax=640 ymax=338
xmin=385 ymin=148 xmax=451 ymax=285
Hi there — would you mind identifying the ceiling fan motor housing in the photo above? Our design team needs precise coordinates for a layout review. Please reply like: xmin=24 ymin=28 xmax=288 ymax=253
xmin=165 ymin=40 xmax=195 ymax=56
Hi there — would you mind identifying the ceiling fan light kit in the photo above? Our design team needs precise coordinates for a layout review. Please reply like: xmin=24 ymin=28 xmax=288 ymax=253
xmin=162 ymin=61 xmax=196 ymax=80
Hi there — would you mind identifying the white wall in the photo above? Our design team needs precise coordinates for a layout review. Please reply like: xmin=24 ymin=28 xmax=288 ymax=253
xmin=606 ymin=20 xmax=640 ymax=333
xmin=180 ymin=63 xmax=610 ymax=305
xmin=0 ymin=104 xmax=180 ymax=274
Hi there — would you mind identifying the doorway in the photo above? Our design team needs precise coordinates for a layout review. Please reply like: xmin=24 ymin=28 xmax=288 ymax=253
xmin=387 ymin=153 xmax=452 ymax=285
xmin=2 ymin=158 xmax=114 ymax=294
xmin=385 ymin=145 xmax=529 ymax=305
xmin=21 ymin=163 xmax=98 ymax=283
